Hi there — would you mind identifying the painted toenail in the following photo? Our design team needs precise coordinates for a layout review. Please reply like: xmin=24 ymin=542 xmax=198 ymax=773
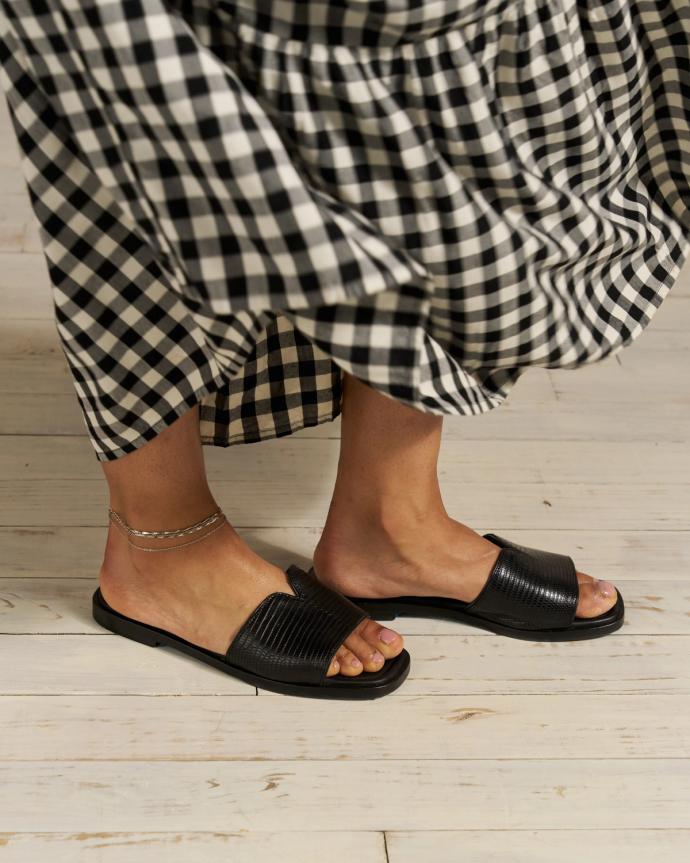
xmin=371 ymin=650 xmax=384 ymax=664
xmin=350 ymin=656 xmax=362 ymax=668
xmin=597 ymin=579 xmax=616 ymax=598
xmin=379 ymin=628 xmax=398 ymax=644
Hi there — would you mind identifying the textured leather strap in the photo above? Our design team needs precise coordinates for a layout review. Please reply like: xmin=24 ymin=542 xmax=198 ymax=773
xmin=225 ymin=565 xmax=368 ymax=684
xmin=464 ymin=534 xmax=579 ymax=630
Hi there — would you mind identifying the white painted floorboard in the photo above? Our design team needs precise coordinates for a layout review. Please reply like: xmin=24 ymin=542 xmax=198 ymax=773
xmin=0 ymin=91 xmax=689 ymax=863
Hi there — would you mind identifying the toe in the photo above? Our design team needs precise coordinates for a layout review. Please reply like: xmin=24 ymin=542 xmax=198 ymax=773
xmin=575 ymin=571 xmax=618 ymax=618
xmin=343 ymin=627 xmax=386 ymax=673
xmin=326 ymin=656 xmax=341 ymax=677
xmin=334 ymin=645 xmax=364 ymax=676
xmin=360 ymin=618 xmax=404 ymax=659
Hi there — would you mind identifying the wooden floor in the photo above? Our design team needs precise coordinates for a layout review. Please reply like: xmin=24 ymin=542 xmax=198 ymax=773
xmin=1 ymin=99 xmax=690 ymax=863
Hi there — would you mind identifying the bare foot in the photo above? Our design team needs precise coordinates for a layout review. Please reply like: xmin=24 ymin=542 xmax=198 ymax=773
xmin=313 ymin=509 xmax=618 ymax=619
xmin=99 ymin=517 xmax=405 ymax=678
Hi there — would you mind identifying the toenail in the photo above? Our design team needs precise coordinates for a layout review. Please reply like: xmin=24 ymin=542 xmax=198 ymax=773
xmin=371 ymin=650 xmax=384 ymax=664
xmin=379 ymin=628 xmax=398 ymax=645
xmin=597 ymin=579 xmax=616 ymax=598
xmin=350 ymin=656 xmax=362 ymax=668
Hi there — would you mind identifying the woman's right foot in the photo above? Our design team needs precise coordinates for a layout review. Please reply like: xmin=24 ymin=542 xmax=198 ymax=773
xmin=98 ymin=514 xmax=404 ymax=678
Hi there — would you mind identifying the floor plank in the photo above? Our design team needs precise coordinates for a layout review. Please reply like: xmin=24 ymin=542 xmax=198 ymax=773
xmin=0 ymin=253 xmax=52 ymax=319
xmin=0 ymin=196 xmax=40 ymax=254
xmin=386 ymin=830 xmax=690 ymax=863
xmin=0 ymin=831 xmax=385 ymax=863
xmin=1 ymin=759 xmax=688 ymax=831
xmin=1 ymin=693 xmax=687 ymax=760
xmin=0 ymin=634 xmax=255 ymax=696
xmin=674 ymin=257 xmax=690 ymax=295
xmin=0 ymin=634 xmax=686 ymax=696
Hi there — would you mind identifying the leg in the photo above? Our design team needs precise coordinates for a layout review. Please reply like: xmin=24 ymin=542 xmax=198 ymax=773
xmin=314 ymin=373 xmax=617 ymax=617
xmin=99 ymin=404 xmax=404 ymax=677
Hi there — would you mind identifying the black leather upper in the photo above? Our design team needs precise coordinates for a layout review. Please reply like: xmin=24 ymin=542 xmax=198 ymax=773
xmin=464 ymin=533 xmax=580 ymax=630
xmin=225 ymin=565 xmax=368 ymax=684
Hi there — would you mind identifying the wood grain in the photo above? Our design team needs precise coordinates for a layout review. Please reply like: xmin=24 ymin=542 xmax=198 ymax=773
xmin=0 ymin=759 xmax=688 ymax=832
xmin=1 ymin=692 xmax=688 ymax=760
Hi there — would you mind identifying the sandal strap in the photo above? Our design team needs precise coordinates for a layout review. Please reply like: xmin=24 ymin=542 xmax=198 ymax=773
xmin=464 ymin=534 xmax=579 ymax=630
xmin=225 ymin=565 xmax=368 ymax=684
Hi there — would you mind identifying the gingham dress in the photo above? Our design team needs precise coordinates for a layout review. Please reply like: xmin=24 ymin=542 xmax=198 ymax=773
xmin=1 ymin=1 xmax=688 ymax=462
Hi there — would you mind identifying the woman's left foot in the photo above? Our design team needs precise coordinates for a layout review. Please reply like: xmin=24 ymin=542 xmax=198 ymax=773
xmin=313 ymin=509 xmax=618 ymax=620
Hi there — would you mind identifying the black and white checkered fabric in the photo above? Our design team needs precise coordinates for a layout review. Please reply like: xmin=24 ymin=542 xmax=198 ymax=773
xmin=1 ymin=0 xmax=688 ymax=461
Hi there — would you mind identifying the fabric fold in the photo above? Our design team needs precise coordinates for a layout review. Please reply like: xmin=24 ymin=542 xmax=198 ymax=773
xmin=0 ymin=0 xmax=688 ymax=461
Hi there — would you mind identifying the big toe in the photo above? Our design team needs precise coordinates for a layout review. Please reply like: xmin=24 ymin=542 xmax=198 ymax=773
xmin=575 ymin=571 xmax=618 ymax=618
xmin=360 ymin=618 xmax=405 ymax=660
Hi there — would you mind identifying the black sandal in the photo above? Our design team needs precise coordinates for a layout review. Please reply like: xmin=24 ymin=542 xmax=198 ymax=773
xmin=92 ymin=564 xmax=410 ymax=699
xmin=343 ymin=533 xmax=625 ymax=642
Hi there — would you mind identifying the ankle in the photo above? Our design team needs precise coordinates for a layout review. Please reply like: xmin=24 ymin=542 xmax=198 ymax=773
xmin=107 ymin=492 xmax=219 ymax=531
xmin=322 ymin=491 xmax=449 ymax=544
xmin=314 ymin=505 xmax=435 ymax=597
xmin=314 ymin=496 xmax=451 ymax=584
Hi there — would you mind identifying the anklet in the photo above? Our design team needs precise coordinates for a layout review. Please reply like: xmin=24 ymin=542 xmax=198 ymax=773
xmin=122 ymin=518 xmax=227 ymax=552
xmin=107 ymin=507 xmax=224 ymax=539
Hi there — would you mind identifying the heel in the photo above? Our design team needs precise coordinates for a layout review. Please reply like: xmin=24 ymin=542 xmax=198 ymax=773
xmin=92 ymin=590 xmax=163 ymax=647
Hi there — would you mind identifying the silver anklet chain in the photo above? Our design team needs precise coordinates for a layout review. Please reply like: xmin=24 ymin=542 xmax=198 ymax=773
xmin=107 ymin=507 xmax=227 ymax=553
xmin=120 ymin=519 xmax=227 ymax=553
xmin=108 ymin=507 xmax=224 ymax=539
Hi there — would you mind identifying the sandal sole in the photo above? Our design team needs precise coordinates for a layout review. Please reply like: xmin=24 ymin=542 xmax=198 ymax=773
xmin=92 ymin=588 xmax=410 ymax=700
